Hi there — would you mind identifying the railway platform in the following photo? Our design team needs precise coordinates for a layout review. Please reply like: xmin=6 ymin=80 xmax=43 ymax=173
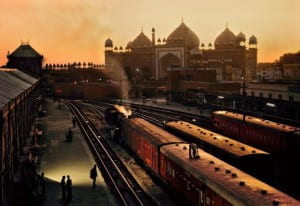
xmin=36 ymin=99 xmax=116 ymax=206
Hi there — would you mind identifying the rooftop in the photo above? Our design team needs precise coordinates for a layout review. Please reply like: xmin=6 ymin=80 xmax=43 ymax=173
xmin=161 ymin=143 xmax=300 ymax=206
xmin=166 ymin=120 xmax=269 ymax=157
xmin=126 ymin=117 xmax=183 ymax=145
xmin=8 ymin=43 xmax=43 ymax=58
xmin=213 ymin=111 xmax=300 ymax=133
xmin=0 ymin=68 xmax=38 ymax=110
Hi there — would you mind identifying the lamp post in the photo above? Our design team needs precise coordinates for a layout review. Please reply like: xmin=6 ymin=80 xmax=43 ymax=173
xmin=241 ymin=76 xmax=246 ymax=122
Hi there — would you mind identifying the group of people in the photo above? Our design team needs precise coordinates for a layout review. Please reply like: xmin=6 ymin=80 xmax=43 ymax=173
xmin=60 ymin=175 xmax=72 ymax=204
xmin=59 ymin=165 xmax=97 ymax=205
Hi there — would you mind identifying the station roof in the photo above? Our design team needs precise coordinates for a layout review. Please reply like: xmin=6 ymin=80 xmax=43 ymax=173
xmin=166 ymin=120 xmax=269 ymax=157
xmin=213 ymin=111 xmax=300 ymax=133
xmin=8 ymin=43 xmax=42 ymax=58
xmin=0 ymin=68 xmax=38 ymax=111
xmin=161 ymin=143 xmax=300 ymax=206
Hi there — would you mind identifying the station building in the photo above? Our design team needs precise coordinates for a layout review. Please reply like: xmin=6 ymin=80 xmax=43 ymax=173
xmin=0 ymin=68 xmax=40 ymax=205
xmin=104 ymin=21 xmax=257 ymax=81
xmin=6 ymin=42 xmax=43 ymax=77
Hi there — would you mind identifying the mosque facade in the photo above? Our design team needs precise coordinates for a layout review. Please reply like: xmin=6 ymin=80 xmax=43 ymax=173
xmin=104 ymin=22 xmax=257 ymax=81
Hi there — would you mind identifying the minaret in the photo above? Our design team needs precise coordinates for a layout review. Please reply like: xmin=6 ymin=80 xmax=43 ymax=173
xmin=151 ymin=27 xmax=156 ymax=79
xmin=152 ymin=27 xmax=156 ymax=47
xmin=248 ymin=35 xmax=258 ymax=80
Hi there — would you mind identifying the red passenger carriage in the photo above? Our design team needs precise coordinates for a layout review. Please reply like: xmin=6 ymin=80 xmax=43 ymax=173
xmin=121 ymin=117 xmax=299 ymax=206
xmin=122 ymin=118 xmax=183 ymax=174
xmin=165 ymin=120 xmax=271 ymax=177
xmin=211 ymin=111 xmax=300 ymax=155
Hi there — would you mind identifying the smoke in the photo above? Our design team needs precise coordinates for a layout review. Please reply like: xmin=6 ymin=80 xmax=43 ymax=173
xmin=106 ymin=57 xmax=131 ymax=99
xmin=113 ymin=104 xmax=132 ymax=118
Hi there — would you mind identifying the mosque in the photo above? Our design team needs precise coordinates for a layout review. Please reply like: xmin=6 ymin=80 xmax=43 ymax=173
xmin=104 ymin=21 xmax=257 ymax=81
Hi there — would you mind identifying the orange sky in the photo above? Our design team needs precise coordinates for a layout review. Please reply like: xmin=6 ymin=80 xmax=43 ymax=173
xmin=0 ymin=0 xmax=299 ymax=65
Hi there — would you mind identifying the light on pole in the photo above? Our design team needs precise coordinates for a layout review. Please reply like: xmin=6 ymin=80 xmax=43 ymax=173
xmin=241 ymin=76 xmax=246 ymax=123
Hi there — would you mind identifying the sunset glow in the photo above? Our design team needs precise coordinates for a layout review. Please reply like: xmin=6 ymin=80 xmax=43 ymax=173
xmin=1 ymin=0 xmax=299 ymax=65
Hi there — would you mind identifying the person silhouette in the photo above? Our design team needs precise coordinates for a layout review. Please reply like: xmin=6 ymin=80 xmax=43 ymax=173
xmin=60 ymin=176 xmax=66 ymax=202
xmin=66 ymin=175 xmax=72 ymax=203
xmin=72 ymin=116 xmax=76 ymax=127
xmin=40 ymin=172 xmax=46 ymax=197
xmin=90 ymin=165 xmax=97 ymax=188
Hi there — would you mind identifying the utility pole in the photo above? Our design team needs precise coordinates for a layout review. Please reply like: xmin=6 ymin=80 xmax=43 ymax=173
xmin=241 ymin=76 xmax=246 ymax=122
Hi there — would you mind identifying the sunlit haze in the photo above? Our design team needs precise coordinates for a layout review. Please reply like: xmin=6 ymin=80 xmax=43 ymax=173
xmin=1 ymin=0 xmax=299 ymax=65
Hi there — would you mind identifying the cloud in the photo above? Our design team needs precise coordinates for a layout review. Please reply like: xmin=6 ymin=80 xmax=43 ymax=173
xmin=0 ymin=0 xmax=110 ymax=64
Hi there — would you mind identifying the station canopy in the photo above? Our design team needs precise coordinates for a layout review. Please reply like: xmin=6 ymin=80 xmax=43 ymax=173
xmin=0 ymin=68 xmax=38 ymax=110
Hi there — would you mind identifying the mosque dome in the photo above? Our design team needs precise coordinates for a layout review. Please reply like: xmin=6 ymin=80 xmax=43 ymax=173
xmin=236 ymin=32 xmax=246 ymax=42
xmin=214 ymin=27 xmax=237 ymax=48
xmin=249 ymin=35 xmax=257 ymax=44
xmin=105 ymin=38 xmax=113 ymax=47
xmin=166 ymin=22 xmax=200 ymax=47
xmin=130 ymin=32 xmax=152 ymax=49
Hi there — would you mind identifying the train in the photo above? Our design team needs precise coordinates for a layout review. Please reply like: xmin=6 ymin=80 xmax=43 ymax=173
xmin=211 ymin=111 xmax=300 ymax=156
xmin=121 ymin=117 xmax=299 ymax=206
xmin=164 ymin=120 xmax=272 ymax=178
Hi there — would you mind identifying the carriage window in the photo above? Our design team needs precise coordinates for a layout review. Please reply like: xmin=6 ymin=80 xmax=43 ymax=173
xmin=206 ymin=196 xmax=211 ymax=205
xmin=200 ymin=190 xmax=204 ymax=203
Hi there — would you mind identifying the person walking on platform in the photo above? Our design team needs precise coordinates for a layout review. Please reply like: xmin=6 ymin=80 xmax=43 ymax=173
xmin=65 ymin=128 xmax=73 ymax=142
xmin=60 ymin=176 xmax=66 ymax=202
xmin=72 ymin=116 xmax=76 ymax=128
xmin=66 ymin=175 xmax=72 ymax=203
xmin=90 ymin=165 xmax=97 ymax=188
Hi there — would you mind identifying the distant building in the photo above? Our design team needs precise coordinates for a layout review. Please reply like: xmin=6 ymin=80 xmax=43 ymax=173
xmin=244 ymin=82 xmax=300 ymax=120
xmin=104 ymin=21 xmax=257 ymax=81
xmin=257 ymin=52 xmax=300 ymax=81
xmin=245 ymin=82 xmax=300 ymax=102
xmin=280 ymin=52 xmax=300 ymax=80
xmin=6 ymin=42 xmax=43 ymax=76
xmin=283 ymin=64 xmax=300 ymax=80
xmin=257 ymin=63 xmax=283 ymax=81
xmin=167 ymin=67 xmax=240 ymax=104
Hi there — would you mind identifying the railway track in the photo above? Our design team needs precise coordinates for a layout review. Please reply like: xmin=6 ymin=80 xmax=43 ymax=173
xmin=71 ymin=101 xmax=300 ymax=201
xmin=90 ymin=100 xmax=213 ymax=128
xmin=67 ymin=102 xmax=156 ymax=206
